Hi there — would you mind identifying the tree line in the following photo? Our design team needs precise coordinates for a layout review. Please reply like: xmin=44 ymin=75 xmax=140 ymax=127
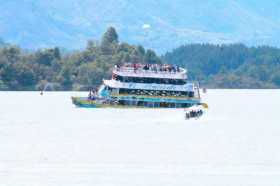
xmin=1 ymin=27 xmax=280 ymax=90
xmin=162 ymin=43 xmax=280 ymax=88
xmin=0 ymin=27 xmax=161 ymax=90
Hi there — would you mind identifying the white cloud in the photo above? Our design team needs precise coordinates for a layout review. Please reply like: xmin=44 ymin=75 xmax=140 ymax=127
xmin=142 ymin=24 xmax=151 ymax=29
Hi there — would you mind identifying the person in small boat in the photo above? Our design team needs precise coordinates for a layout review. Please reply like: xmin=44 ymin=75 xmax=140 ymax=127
xmin=190 ymin=110 xmax=195 ymax=117
xmin=185 ymin=109 xmax=203 ymax=119
xmin=185 ymin=112 xmax=190 ymax=120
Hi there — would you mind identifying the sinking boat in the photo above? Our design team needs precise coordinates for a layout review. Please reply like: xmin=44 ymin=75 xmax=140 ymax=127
xmin=72 ymin=63 xmax=207 ymax=109
xmin=184 ymin=105 xmax=207 ymax=119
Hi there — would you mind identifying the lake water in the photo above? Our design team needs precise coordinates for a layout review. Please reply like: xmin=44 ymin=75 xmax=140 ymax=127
xmin=0 ymin=90 xmax=280 ymax=186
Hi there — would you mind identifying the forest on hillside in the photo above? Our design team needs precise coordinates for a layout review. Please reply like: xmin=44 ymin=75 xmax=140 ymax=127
xmin=0 ymin=27 xmax=160 ymax=91
xmin=162 ymin=44 xmax=280 ymax=88
xmin=1 ymin=27 xmax=280 ymax=90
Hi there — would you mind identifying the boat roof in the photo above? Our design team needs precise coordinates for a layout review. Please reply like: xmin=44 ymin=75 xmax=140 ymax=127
xmin=113 ymin=63 xmax=187 ymax=79
xmin=185 ymin=105 xmax=204 ymax=112
xmin=103 ymin=79 xmax=194 ymax=92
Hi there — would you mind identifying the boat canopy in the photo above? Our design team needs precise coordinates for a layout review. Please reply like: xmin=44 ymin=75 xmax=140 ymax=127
xmin=113 ymin=63 xmax=187 ymax=79
xmin=185 ymin=105 xmax=204 ymax=112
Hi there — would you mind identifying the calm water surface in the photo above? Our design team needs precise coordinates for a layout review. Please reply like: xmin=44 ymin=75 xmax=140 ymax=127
xmin=0 ymin=90 xmax=280 ymax=186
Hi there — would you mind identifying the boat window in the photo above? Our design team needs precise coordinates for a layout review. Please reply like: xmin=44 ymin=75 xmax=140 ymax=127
xmin=137 ymin=101 xmax=144 ymax=106
xmin=115 ymin=76 xmax=186 ymax=85
xmin=118 ymin=88 xmax=192 ymax=98
xmin=188 ymin=92 xmax=194 ymax=97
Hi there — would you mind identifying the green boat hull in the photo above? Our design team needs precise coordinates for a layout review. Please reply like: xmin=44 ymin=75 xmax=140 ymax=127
xmin=71 ymin=96 xmax=202 ymax=109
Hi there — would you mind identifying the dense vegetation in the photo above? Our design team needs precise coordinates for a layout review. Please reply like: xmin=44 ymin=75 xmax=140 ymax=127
xmin=0 ymin=27 xmax=161 ymax=91
xmin=1 ymin=27 xmax=280 ymax=90
xmin=162 ymin=44 xmax=280 ymax=88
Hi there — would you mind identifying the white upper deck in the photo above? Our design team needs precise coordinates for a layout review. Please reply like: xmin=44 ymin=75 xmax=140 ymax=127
xmin=104 ymin=79 xmax=195 ymax=92
xmin=113 ymin=63 xmax=187 ymax=79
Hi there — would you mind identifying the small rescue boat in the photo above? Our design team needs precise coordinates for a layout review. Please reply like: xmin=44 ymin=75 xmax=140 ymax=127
xmin=185 ymin=104 xmax=207 ymax=119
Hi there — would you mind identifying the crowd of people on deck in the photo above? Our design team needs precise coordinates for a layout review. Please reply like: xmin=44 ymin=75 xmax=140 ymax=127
xmin=115 ymin=63 xmax=181 ymax=73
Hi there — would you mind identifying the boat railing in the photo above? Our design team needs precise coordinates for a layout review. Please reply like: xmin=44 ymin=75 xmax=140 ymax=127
xmin=113 ymin=67 xmax=187 ymax=79
xmin=115 ymin=67 xmax=185 ymax=74
xmin=110 ymin=93 xmax=200 ymax=100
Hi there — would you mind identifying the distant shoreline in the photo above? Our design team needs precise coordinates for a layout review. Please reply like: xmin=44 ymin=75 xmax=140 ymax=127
xmin=1 ymin=88 xmax=280 ymax=92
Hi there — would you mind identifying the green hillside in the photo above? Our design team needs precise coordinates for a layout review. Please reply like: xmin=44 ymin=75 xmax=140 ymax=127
xmin=162 ymin=44 xmax=280 ymax=88
xmin=0 ymin=27 xmax=160 ymax=91
xmin=1 ymin=28 xmax=280 ymax=90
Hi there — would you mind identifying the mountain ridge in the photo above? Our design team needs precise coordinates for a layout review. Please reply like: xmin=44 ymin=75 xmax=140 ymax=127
xmin=1 ymin=0 xmax=280 ymax=53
